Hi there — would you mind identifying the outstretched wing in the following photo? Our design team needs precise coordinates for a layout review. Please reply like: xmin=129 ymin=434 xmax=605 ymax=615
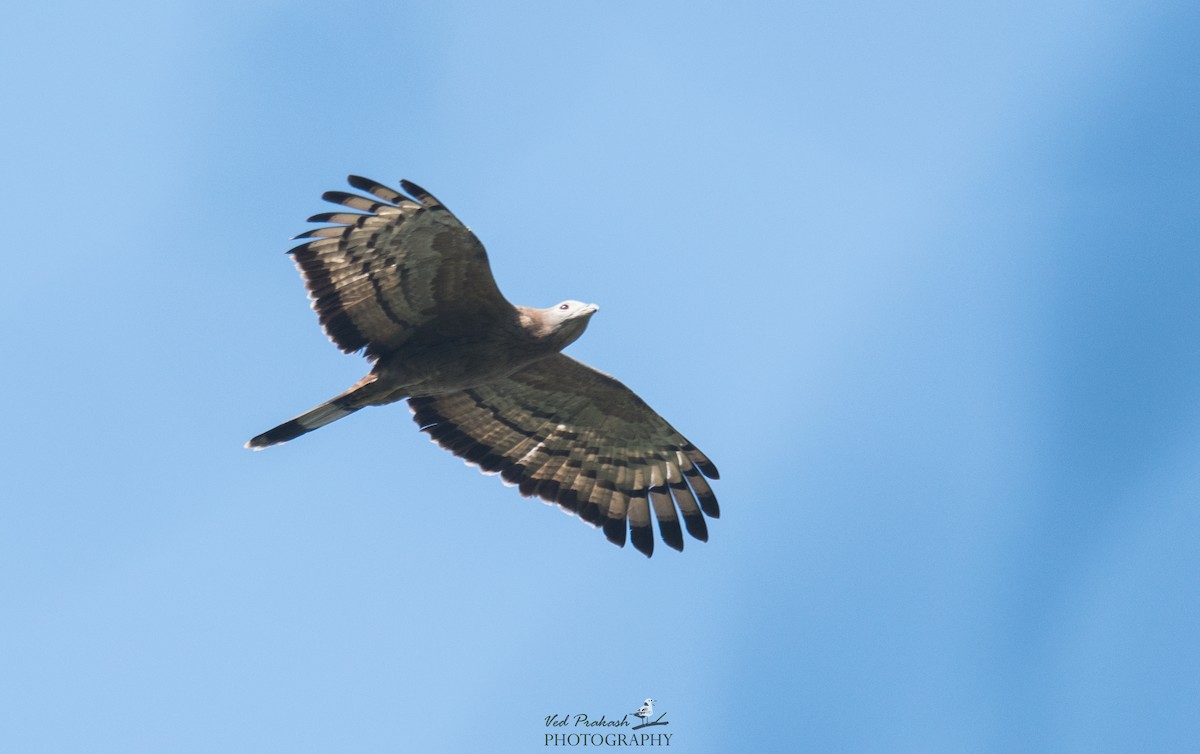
xmin=288 ymin=176 xmax=512 ymax=359
xmin=408 ymin=355 xmax=720 ymax=557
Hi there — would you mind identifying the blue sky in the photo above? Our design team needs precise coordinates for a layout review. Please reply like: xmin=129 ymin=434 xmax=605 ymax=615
xmin=2 ymin=1 xmax=1197 ymax=751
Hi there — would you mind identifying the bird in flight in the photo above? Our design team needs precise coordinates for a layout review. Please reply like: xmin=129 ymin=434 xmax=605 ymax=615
xmin=246 ymin=177 xmax=719 ymax=556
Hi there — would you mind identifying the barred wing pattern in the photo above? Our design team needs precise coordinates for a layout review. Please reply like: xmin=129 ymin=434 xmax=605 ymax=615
xmin=288 ymin=176 xmax=512 ymax=359
xmin=409 ymin=355 xmax=720 ymax=557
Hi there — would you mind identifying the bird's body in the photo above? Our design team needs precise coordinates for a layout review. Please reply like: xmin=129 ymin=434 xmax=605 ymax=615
xmin=634 ymin=699 xmax=655 ymax=723
xmin=247 ymin=177 xmax=719 ymax=556
xmin=371 ymin=303 xmax=588 ymax=396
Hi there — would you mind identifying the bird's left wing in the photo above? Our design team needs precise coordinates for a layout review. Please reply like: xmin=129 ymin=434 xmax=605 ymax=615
xmin=288 ymin=176 xmax=513 ymax=360
xmin=408 ymin=355 xmax=720 ymax=557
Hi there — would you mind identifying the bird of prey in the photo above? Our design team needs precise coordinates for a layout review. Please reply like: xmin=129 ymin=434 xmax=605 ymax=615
xmin=246 ymin=177 xmax=719 ymax=556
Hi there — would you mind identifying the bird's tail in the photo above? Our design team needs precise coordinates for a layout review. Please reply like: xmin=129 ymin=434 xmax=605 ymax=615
xmin=246 ymin=375 xmax=400 ymax=450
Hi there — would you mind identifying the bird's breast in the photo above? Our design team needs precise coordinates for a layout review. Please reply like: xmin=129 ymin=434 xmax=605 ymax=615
xmin=374 ymin=331 xmax=555 ymax=396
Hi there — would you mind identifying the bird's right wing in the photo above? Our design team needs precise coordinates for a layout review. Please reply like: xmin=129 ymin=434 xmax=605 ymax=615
xmin=287 ymin=176 xmax=513 ymax=359
xmin=408 ymin=354 xmax=720 ymax=557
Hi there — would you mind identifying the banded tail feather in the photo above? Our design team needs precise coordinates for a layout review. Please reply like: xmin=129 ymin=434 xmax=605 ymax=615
xmin=246 ymin=376 xmax=398 ymax=450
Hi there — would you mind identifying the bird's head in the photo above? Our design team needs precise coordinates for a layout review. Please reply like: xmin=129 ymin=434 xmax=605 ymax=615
xmin=544 ymin=300 xmax=599 ymax=347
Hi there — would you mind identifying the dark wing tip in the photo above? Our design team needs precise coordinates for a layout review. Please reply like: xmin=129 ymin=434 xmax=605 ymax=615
xmin=554 ymin=486 xmax=579 ymax=514
xmin=500 ymin=464 xmax=526 ymax=487
xmin=682 ymin=443 xmax=720 ymax=479
xmin=681 ymin=512 xmax=709 ymax=542
xmin=399 ymin=179 xmax=441 ymax=207
xmin=578 ymin=500 xmax=604 ymax=526
xmin=630 ymin=524 xmax=655 ymax=558
xmin=345 ymin=174 xmax=377 ymax=191
xmin=658 ymin=518 xmax=684 ymax=552
xmin=345 ymin=175 xmax=404 ymax=204
xmin=603 ymin=517 xmax=627 ymax=548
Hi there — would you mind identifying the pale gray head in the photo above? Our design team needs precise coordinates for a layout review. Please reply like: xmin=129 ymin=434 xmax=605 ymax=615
xmin=522 ymin=300 xmax=599 ymax=347
xmin=550 ymin=300 xmax=599 ymax=346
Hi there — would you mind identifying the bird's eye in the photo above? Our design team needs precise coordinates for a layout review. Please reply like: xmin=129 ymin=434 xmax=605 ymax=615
xmin=559 ymin=303 xmax=570 ymax=310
